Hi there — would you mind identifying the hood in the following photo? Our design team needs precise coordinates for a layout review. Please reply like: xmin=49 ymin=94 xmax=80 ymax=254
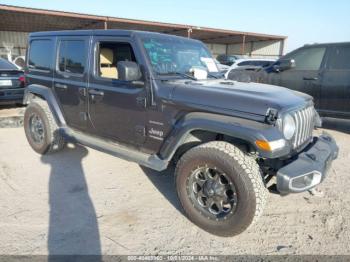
xmin=169 ymin=79 xmax=312 ymax=118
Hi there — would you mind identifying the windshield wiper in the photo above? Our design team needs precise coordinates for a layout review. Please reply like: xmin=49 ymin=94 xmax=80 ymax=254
xmin=158 ymin=71 xmax=197 ymax=80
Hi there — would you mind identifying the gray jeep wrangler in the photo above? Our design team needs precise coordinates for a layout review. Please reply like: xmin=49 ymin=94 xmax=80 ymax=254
xmin=23 ymin=30 xmax=338 ymax=236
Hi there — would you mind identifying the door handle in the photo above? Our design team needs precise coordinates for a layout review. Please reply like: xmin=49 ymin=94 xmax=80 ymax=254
xmin=303 ymin=77 xmax=318 ymax=81
xmin=55 ymin=83 xmax=68 ymax=89
xmin=88 ymin=89 xmax=104 ymax=96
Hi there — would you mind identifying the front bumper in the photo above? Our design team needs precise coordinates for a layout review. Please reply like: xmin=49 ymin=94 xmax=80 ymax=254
xmin=276 ymin=133 xmax=338 ymax=195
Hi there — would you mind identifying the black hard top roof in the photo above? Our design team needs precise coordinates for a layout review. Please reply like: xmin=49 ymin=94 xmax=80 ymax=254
xmin=29 ymin=29 xmax=200 ymax=42
xmin=303 ymin=42 xmax=350 ymax=48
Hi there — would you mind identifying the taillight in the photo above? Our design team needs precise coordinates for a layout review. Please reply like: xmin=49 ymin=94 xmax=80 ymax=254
xmin=19 ymin=75 xmax=25 ymax=87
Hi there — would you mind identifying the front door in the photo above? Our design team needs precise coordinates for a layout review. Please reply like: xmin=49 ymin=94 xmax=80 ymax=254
xmin=272 ymin=46 xmax=327 ymax=109
xmin=319 ymin=44 xmax=350 ymax=118
xmin=87 ymin=37 xmax=148 ymax=147
xmin=53 ymin=36 xmax=90 ymax=131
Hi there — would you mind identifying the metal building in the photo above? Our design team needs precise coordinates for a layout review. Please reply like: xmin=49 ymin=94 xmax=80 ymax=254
xmin=0 ymin=4 xmax=286 ymax=61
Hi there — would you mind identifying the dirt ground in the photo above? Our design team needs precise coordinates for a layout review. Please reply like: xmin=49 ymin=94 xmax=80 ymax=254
xmin=0 ymin=105 xmax=25 ymax=128
xmin=0 ymin=122 xmax=349 ymax=256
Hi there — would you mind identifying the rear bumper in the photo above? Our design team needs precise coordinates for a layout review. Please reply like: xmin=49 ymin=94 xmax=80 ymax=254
xmin=276 ymin=133 xmax=338 ymax=195
xmin=0 ymin=88 xmax=24 ymax=104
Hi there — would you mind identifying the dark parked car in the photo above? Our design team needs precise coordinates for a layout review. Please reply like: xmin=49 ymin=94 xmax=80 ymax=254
xmin=216 ymin=54 xmax=240 ymax=66
xmin=23 ymin=30 xmax=338 ymax=236
xmin=0 ymin=58 xmax=25 ymax=105
xmin=228 ymin=42 xmax=350 ymax=119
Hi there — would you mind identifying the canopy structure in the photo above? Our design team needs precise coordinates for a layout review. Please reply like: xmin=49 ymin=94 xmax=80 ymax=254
xmin=0 ymin=4 xmax=286 ymax=58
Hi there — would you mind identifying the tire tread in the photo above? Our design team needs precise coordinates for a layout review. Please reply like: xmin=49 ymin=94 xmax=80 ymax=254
xmin=175 ymin=141 xmax=267 ymax=236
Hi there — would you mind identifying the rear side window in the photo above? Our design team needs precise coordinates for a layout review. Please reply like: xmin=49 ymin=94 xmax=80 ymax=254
xmin=28 ymin=39 xmax=53 ymax=71
xmin=58 ymin=40 xmax=86 ymax=74
xmin=328 ymin=45 xmax=350 ymax=70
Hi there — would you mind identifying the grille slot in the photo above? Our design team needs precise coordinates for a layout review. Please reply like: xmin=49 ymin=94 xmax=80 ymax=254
xmin=291 ymin=106 xmax=315 ymax=148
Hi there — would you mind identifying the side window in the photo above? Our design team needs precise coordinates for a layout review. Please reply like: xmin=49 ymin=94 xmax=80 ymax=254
xmin=28 ymin=39 xmax=53 ymax=71
xmin=288 ymin=47 xmax=326 ymax=70
xmin=254 ymin=61 xmax=271 ymax=67
xmin=254 ymin=61 xmax=266 ymax=66
xmin=58 ymin=40 xmax=86 ymax=74
xmin=97 ymin=42 xmax=136 ymax=80
xmin=328 ymin=45 xmax=350 ymax=70
xmin=265 ymin=61 xmax=274 ymax=67
xmin=238 ymin=61 xmax=250 ymax=66
xmin=217 ymin=55 xmax=224 ymax=61
xmin=227 ymin=56 xmax=236 ymax=63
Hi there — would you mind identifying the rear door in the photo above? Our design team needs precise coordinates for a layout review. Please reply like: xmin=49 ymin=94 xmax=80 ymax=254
xmin=277 ymin=46 xmax=326 ymax=109
xmin=53 ymin=36 xmax=90 ymax=131
xmin=319 ymin=43 xmax=350 ymax=118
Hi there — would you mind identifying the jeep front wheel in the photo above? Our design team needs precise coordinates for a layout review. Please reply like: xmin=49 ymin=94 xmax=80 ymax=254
xmin=175 ymin=141 xmax=266 ymax=236
xmin=24 ymin=100 xmax=65 ymax=154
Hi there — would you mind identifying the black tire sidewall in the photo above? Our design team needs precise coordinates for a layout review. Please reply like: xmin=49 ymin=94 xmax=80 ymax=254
xmin=24 ymin=103 xmax=52 ymax=154
xmin=175 ymin=147 xmax=257 ymax=236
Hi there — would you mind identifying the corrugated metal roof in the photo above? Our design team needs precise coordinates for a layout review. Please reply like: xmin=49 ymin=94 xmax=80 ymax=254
xmin=0 ymin=4 xmax=286 ymax=45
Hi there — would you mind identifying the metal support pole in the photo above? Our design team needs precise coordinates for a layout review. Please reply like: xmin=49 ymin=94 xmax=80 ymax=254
xmin=104 ymin=20 xmax=108 ymax=30
xmin=241 ymin=34 xmax=246 ymax=55
xmin=187 ymin=28 xmax=192 ymax=38
xmin=279 ymin=39 xmax=285 ymax=57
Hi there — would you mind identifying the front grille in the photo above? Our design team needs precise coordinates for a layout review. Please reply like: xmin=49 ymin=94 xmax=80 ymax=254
xmin=291 ymin=106 xmax=315 ymax=148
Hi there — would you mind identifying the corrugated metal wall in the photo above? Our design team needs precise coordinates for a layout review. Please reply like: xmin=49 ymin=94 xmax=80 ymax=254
xmin=227 ymin=44 xmax=243 ymax=56
xmin=250 ymin=40 xmax=282 ymax=58
xmin=209 ymin=40 xmax=283 ymax=59
xmin=205 ymin=43 xmax=227 ymax=57
xmin=0 ymin=31 xmax=28 ymax=60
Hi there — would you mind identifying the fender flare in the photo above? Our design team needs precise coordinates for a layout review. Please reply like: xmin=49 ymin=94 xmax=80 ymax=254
xmin=159 ymin=112 xmax=287 ymax=160
xmin=24 ymin=84 xmax=66 ymax=126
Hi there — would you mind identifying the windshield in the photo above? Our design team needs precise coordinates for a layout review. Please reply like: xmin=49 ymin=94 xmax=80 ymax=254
xmin=141 ymin=35 xmax=219 ymax=76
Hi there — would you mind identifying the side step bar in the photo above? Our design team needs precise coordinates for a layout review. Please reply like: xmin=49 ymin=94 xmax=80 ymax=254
xmin=60 ymin=127 xmax=169 ymax=171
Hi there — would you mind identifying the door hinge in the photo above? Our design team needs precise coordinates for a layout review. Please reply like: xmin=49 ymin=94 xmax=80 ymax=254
xmin=135 ymin=125 xmax=146 ymax=137
xmin=79 ymin=87 xmax=87 ymax=96
xmin=79 ymin=112 xmax=88 ymax=121
xmin=136 ymin=97 xmax=147 ymax=108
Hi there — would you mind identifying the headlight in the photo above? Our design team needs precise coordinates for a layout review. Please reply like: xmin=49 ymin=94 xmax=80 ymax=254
xmin=283 ymin=114 xmax=296 ymax=140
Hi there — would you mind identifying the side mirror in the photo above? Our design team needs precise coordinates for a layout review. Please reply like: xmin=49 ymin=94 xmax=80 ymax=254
xmin=274 ymin=58 xmax=295 ymax=72
xmin=117 ymin=61 xmax=142 ymax=81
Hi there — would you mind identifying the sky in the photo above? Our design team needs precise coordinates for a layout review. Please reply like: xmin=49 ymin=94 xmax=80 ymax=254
xmin=1 ymin=0 xmax=349 ymax=53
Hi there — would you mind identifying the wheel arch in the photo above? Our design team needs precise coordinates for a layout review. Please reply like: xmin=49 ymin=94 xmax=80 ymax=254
xmin=24 ymin=84 xmax=66 ymax=127
xmin=160 ymin=112 xmax=283 ymax=162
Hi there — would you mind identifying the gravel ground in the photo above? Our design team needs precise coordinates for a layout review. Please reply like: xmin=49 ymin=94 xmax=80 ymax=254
xmin=0 ymin=125 xmax=349 ymax=256
xmin=0 ymin=105 xmax=24 ymax=128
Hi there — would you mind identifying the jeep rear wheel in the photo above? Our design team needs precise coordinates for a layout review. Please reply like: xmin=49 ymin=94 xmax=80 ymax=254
xmin=175 ymin=141 xmax=266 ymax=236
xmin=24 ymin=100 xmax=65 ymax=154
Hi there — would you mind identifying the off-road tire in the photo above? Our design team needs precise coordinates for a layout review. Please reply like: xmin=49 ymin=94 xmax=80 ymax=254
xmin=175 ymin=141 xmax=267 ymax=236
xmin=24 ymin=100 xmax=65 ymax=154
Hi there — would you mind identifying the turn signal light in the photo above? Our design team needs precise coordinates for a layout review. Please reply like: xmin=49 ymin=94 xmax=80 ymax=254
xmin=255 ymin=140 xmax=271 ymax=151
xmin=255 ymin=139 xmax=286 ymax=152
